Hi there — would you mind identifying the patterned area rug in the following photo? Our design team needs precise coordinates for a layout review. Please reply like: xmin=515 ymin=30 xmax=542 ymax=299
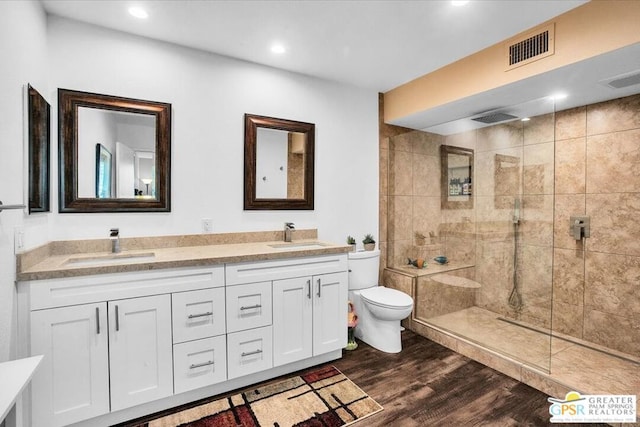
xmin=141 ymin=366 xmax=382 ymax=427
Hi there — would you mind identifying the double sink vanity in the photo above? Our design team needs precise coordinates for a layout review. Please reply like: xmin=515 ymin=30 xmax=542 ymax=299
xmin=16 ymin=230 xmax=350 ymax=427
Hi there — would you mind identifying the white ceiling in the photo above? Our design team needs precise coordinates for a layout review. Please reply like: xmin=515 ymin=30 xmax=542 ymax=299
xmin=41 ymin=0 xmax=640 ymax=132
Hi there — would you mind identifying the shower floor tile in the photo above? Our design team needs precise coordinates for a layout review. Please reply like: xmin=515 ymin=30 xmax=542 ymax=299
xmin=425 ymin=306 xmax=639 ymax=403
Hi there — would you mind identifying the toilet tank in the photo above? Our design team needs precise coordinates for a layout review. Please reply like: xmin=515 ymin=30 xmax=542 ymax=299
xmin=347 ymin=249 xmax=380 ymax=290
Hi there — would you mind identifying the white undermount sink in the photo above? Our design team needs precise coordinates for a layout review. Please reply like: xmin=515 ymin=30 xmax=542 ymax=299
xmin=64 ymin=252 xmax=156 ymax=267
xmin=268 ymin=242 xmax=330 ymax=250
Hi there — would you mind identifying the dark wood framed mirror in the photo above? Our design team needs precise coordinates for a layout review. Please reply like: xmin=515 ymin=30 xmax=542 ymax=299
xmin=58 ymin=89 xmax=171 ymax=212
xmin=28 ymin=84 xmax=51 ymax=213
xmin=441 ymin=144 xmax=474 ymax=209
xmin=244 ymin=114 xmax=314 ymax=210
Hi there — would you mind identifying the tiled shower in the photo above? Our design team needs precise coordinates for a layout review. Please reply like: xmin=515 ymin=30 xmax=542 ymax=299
xmin=381 ymin=93 xmax=640 ymax=398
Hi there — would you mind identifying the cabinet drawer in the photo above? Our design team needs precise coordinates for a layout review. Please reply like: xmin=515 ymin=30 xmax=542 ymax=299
xmin=227 ymin=326 xmax=272 ymax=379
xmin=226 ymin=282 xmax=272 ymax=333
xmin=225 ymin=254 xmax=348 ymax=285
xmin=173 ymin=336 xmax=227 ymax=394
xmin=172 ymin=288 xmax=226 ymax=343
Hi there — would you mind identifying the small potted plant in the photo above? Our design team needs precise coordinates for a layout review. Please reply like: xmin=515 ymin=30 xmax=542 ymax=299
xmin=346 ymin=235 xmax=356 ymax=252
xmin=362 ymin=234 xmax=376 ymax=251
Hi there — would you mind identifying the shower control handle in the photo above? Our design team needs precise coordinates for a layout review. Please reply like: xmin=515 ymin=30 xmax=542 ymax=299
xmin=570 ymin=216 xmax=590 ymax=240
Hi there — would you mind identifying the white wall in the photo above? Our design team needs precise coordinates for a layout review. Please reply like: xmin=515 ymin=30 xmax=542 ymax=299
xmin=0 ymin=11 xmax=378 ymax=360
xmin=46 ymin=16 xmax=379 ymax=244
xmin=0 ymin=1 xmax=49 ymax=362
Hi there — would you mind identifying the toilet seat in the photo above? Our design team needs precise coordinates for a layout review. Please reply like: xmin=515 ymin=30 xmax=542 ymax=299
xmin=359 ymin=286 xmax=413 ymax=309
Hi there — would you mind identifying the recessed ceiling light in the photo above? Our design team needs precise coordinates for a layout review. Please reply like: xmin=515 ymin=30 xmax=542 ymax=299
xmin=271 ymin=44 xmax=286 ymax=54
xmin=128 ymin=6 xmax=148 ymax=19
xmin=550 ymin=93 xmax=568 ymax=101
xmin=452 ymin=1 xmax=470 ymax=6
xmin=521 ymin=117 xmax=531 ymax=122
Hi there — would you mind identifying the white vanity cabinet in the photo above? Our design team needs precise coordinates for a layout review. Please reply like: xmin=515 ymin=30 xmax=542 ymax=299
xmin=226 ymin=254 xmax=348 ymax=371
xmin=272 ymin=271 xmax=348 ymax=366
xmin=19 ymin=251 xmax=348 ymax=427
xmin=108 ymin=295 xmax=173 ymax=411
xmin=21 ymin=266 xmax=224 ymax=427
xmin=30 ymin=303 xmax=110 ymax=427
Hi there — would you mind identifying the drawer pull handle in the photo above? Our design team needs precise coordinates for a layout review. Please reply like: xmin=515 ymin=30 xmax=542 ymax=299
xmin=307 ymin=280 xmax=311 ymax=299
xmin=240 ymin=304 xmax=262 ymax=310
xmin=188 ymin=311 xmax=213 ymax=319
xmin=115 ymin=305 xmax=120 ymax=331
xmin=189 ymin=360 xmax=214 ymax=369
xmin=96 ymin=307 xmax=100 ymax=335
xmin=317 ymin=278 xmax=322 ymax=298
xmin=241 ymin=349 xmax=263 ymax=357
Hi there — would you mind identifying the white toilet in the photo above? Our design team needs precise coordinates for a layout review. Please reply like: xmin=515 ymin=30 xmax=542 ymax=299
xmin=348 ymin=249 xmax=413 ymax=353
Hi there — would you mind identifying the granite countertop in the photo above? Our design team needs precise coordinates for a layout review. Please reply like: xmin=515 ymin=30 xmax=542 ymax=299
xmin=16 ymin=230 xmax=351 ymax=281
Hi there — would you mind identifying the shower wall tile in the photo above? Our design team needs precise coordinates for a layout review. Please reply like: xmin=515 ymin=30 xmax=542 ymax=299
xmin=379 ymin=148 xmax=389 ymax=198
xmin=413 ymin=196 xmax=441 ymax=238
xmin=552 ymin=301 xmax=584 ymax=338
xmin=523 ymin=112 xmax=554 ymax=145
xmin=413 ymin=131 xmax=443 ymax=156
xmin=388 ymin=132 xmax=413 ymax=152
xmin=444 ymin=235 xmax=476 ymax=265
xmin=388 ymin=196 xmax=412 ymax=241
xmin=412 ymin=154 xmax=440 ymax=196
xmin=378 ymin=242 xmax=387 ymax=278
xmin=553 ymin=194 xmax=586 ymax=250
xmin=392 ymin=239 xmax=413 ymax=267
xmin=583 ymin=309 xmax=640 ymax=356
xmin=379 ymin=195 xmax=388 ymax=244
xmin=552 ymin=248 xmax=585 ymax=304
xmin=555 ymin=137 xmax=586 ymax=194
xmin=555 ymin=106 xmax=586 ymax=141
xmin=380 ymin=136 xmax=390 ymax=151
xmin=474 ymin=240 xmax=513 ymax=316
xmin=520 ymin=194 xmax=553 ymax=247
xmin=586 ymin=128 xmax=640 ymax=194
xmin=523 ymin=141 xmax=554 ymax=195
xmin=444 ymin=129 xmax=476 ymax=150
xmin=585 ymin=251 xmax=640 ymax=317
xmin=476 ymin=122 xmax=523 ymax=152
xmin=389 ymin=150 xmax=413 ymax=195
xmin=587 ymin=94 xmax=640 ymax=136
xmin=519 ymin=245 xmax=553 ymax=305
xmin=586 ymin=192 xmax=640 ymax=257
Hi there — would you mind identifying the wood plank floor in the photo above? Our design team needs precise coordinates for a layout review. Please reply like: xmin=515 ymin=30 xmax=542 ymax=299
xmin=124 ymin=330 xmax=608 ymax=426
xmin=330 ymin=330 xmax=607 ymax=427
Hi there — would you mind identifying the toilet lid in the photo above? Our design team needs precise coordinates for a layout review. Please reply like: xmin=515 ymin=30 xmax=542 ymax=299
xmin=359 ymin=286 xmax=413 ymax=307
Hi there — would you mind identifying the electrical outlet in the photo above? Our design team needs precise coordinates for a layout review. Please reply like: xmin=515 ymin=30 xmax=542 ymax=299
xmin=14 ymin=226 xmax=24 ymax=253
xmin=201 ymin=218 xmax=213 ymax=233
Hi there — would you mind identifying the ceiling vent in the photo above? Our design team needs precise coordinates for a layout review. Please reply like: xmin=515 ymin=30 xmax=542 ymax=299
xmin=600 ymin=69 xmax=640 ymax=89
xmin=505 ymin=24 xmax=555 ymax=70
xmin=472 ymin=112 xmax=518 ymax=124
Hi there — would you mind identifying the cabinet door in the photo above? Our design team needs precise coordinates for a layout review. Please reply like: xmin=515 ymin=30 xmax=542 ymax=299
xmin=109 ymin=294 xmax=173 ymax=411
xmin=272 ymin=277 xmax=313 ymax=366
xmin=312 ymin=272 xmax=348 ymax=355
xmin=31 ymin=303 xmax=109 ymax=427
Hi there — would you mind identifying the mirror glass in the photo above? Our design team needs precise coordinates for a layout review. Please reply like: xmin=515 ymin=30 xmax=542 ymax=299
xmin=58 ymin=89 xmax=171 ymax=212
xmin=28 ymin=84 xmax=50 ymax=213
xmin=245 ymin=114 xmax=314 ymax=210
xmin=441 ymin=144 xmax=474 ymax=209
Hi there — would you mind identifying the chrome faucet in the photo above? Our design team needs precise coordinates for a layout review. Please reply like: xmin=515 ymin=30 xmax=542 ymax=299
xmin=284 ymin=222 xmax=295 ymax=242
xmin=110 ymin=228 xmax=121 ymax=253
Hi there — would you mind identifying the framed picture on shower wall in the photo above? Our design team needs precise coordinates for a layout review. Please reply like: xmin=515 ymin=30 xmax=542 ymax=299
xmin=441 ymin=144 xmax=473 ymax=209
